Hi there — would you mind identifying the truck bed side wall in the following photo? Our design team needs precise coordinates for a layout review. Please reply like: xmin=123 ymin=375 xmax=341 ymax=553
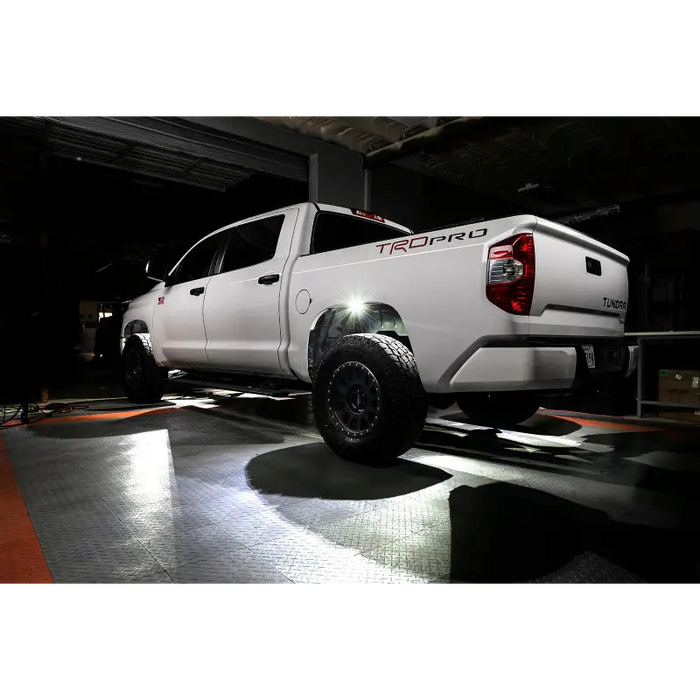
xmin=286 ymin=216 xmax=537 ymax=391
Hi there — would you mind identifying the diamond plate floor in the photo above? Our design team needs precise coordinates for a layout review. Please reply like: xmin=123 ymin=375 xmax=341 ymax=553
xmin=2 ymin=389 xmax=700 ymax=583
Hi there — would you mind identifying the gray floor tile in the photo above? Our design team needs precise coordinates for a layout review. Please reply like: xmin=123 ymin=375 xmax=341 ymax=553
xmin=137 ymin=524 xmax=249 ymax=570
xmin=4 ymin=395 xmax=699 ymax=585
xmin=167 ymin=549 xmax=293 ymax=583
xmin=207 ymin=509 xmax=303 ymax=547
xmin=531 ymin=552 xmax=644 ymax=583
xmin=249 ymin=531 xmax=426 ymax=583
xmin=361 ymin=524 xmax=452 ymax=581
xmin=118 ymin=504 xmax=217 ymax=538
xmin=44 ymin=536 xmax=164 ymax=582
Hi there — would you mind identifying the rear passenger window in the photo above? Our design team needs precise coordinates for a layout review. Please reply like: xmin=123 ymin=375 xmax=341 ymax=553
xmin=311 ymin=212 xmax=403 ymax=254
xmin=220 ymin=215 xmax=285 ymax=273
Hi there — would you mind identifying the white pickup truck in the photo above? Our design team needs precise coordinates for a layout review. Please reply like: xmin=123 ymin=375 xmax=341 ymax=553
xmin=121 ymin=202 xmax=637 ymax=463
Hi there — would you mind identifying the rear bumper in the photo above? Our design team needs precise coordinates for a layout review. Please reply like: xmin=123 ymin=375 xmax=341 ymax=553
xmin=448 ymin=340 xmax=633 ymax=393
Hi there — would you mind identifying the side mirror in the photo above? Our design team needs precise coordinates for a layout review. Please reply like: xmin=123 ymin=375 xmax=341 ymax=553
xmin=145 ymin=254 xmax=169 ymax=283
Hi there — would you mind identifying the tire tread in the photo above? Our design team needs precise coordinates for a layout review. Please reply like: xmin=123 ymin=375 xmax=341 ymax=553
xmin=123 ymin=333 xmax=166 ymax=404
xmin=313 ymin=333 xmax=426 ymax=464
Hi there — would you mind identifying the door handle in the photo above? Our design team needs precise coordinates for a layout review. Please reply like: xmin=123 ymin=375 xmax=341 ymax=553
xmin=258 ymin=274 xmax=280 ymax=286
xmin=190 ymin=287 xmax=205 ymax=296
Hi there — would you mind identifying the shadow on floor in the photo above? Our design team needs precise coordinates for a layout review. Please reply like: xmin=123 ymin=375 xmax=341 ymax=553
xmin=246 ymin=442 xmax=451 ymax=500
xmin=25 ymin=394 xmax=700 ymax=497
xmin=439 ymin=411 xmax=583 ymax=438
xmin=448 ymin=482 xmax=700 ymax=583
xmin=584 ymin=430 xmax=700 ymax=494
xmin=421 ymin=422 xmax=700 ymax=495
xmin=583 ymin=429 xmax=700 ymax=462
xmin=25 ymin=408 xmax=286 ymax=447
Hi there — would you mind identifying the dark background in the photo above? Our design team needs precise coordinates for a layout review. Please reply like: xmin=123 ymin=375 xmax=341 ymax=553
xmin=2 ymin=116 xmax=699 ymax=406
xmin=4 ymin=156 xmax=697 ymax=332
xmin=0 ymin=155 xmax=306 ymax=399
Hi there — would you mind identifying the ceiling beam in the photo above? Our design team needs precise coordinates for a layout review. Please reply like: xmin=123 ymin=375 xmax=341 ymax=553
xmin=364 ymin=117 xmax=545 ymax=169
xmin=365 ymin=117 xmax=483 ymax=168
xmin=334 ymin=117 xmax=414 ymax=144
xmin=42 ymin=117 xmax=308 ymax=182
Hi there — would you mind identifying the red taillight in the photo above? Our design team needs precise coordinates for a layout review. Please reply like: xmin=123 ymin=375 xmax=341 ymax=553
xmin=486 ymin=233 xmax=535 ymax=315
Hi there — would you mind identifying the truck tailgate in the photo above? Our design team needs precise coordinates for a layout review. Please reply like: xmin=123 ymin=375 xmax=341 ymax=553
xmin=529 ymin=217 xmax=629 ymax=337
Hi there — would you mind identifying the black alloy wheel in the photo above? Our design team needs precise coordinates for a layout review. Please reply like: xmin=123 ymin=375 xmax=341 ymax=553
xmin=328 ymin=361 xmax=382 ymax=438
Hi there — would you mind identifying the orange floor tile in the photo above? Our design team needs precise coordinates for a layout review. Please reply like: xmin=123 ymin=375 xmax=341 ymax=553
xmin=0 ymin=436 xmax=53 ymax=583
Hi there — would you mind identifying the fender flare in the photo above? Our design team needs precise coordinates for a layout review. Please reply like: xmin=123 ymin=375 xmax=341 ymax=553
xmin=123 ymin=319 xmax=150 ymax=337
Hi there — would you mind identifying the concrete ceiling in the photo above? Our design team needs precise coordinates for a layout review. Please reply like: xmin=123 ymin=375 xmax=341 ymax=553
xmin=257 ymin=116 xmax=700 ymax=218
xmin=4 ymin=115 xmax=700 ymax=223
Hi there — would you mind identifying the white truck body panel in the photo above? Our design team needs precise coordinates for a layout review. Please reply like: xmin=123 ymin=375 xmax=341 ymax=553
xmin=122 ymin=202 xmax=633 ymax=396
xmin=286 ymin=214 xmax=537 ymax=389
xmin=528 ymin=217 xmax=629 ymax=337
xmin=448 ymin=346 xmax=579 ymax=392
xmin=202 ymin=208 xmax=299 ymax=374
xmin=152 ymin=273 xmax=210 ymax=367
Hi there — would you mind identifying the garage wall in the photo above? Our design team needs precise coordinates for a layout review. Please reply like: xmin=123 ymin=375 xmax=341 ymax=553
xmin=575 ymin=199 xmax=700 ymax=333
xmin=369 ymin=164 xmax=516 ymax=231
xmin=179 ymin=118 xmax=518 ymax=221
xmin=309 ymin=150 xmax=365 ymax=209
xmin=658 ymin=200 xmax=700 ymax=233
xmin=182 ymin=117 xmax=366 ymax=210
xmin=368 ymin=165 xmax=425 ymax=227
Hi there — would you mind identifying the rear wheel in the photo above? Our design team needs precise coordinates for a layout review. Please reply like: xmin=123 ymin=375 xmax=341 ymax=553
xmin=313 ymin=334 xmax=427 ymax=464
xmin=456 ymin=394 xmax=540 ymax=427
xmin=123 ymin=334 xmax=166 ymax=404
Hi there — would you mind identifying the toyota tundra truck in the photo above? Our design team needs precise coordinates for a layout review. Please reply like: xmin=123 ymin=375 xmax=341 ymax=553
xmin=121 ymin=202 xmax=637 ymax=463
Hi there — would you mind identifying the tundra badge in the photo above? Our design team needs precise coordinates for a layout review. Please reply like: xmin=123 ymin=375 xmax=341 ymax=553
xmin=602 ymin=297 xmax=627 ymax=312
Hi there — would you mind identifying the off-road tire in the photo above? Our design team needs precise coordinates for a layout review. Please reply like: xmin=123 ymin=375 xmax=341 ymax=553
xmin=456 ymin=394 xmax=540 ymax=427
xmin=123 ymin=333 xmax=167 ymax=404
xmin=313 ymin=333 xmax=427 ymax=464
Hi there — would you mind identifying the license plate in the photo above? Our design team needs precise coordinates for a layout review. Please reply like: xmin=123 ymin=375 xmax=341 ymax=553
xmin=582 ymin=344 xmax=595 ymax=369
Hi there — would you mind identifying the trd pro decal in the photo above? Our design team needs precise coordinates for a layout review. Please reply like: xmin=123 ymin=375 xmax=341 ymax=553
xmin=376 ymin=228 xmax=487 ymax=255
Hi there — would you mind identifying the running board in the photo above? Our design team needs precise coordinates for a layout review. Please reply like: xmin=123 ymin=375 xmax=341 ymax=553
xmin=166 ymin=372 xmax=310 ymax=398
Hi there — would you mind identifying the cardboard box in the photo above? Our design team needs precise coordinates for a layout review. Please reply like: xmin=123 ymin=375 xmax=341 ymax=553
xmin=658 ymin=369 xmax=700 ymax=406
xmin=660 ymin=410 xmax=700 ymax=425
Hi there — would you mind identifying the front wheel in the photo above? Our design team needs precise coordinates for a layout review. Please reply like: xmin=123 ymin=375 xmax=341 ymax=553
xmin=122 ymin=334 xmax=167 ymax=404
xmin=312 ymin=334 xmax=427 ymax=465
xmin=456 ymin=394 xmax=540 ymax=427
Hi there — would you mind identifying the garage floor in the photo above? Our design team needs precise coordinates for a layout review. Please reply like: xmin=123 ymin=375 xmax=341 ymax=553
xmin=2 ymin=389 xmax=699 ymax=583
